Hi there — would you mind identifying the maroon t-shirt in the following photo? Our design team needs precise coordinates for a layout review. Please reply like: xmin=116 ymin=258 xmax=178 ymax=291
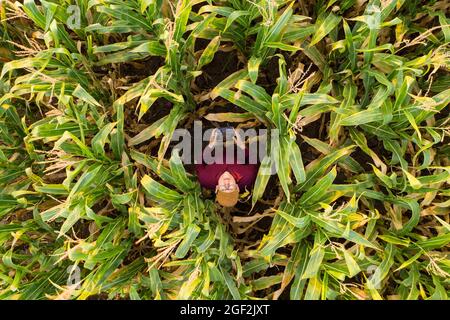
xmin=194 ymin=147 xmax=259 ymax=190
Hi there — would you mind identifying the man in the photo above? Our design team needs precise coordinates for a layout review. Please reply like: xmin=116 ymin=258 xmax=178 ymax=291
xmin=194 ymin=128 xmax=259 ymax=207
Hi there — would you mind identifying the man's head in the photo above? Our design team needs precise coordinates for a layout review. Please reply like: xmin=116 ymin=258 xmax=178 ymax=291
xmin=215 ymin=171 xmax=239 ymax=207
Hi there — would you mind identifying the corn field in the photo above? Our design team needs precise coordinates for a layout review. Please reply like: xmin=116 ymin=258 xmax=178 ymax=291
xmin=0 ymin=0 xmax=449 ymax=300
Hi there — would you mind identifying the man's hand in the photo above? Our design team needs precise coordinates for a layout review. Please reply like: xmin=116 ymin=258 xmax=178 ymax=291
xmin=232 ymin=128 xmax=246 ymax=150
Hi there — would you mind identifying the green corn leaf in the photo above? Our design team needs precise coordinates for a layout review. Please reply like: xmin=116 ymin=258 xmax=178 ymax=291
xmin=224 ymin=10 xmax=250 ymax=32
xmin=299 ymin=166 xmax=337 ymax=206
xmin=197 ymin=36 xmax=221 ymax=70
xmin=289 ymin=136 xmax=306 ymax=184
xmin=296 ymin=146 xmax=355 ymax=192
xmin=247 ymin=56 xmax=261 ymax=84
xmin=72 ymin=84 xmax=102 ymax=107
xmin=264 ymin=3 xmax=293 ymax=44
xmin=290 ymin=244 xmax=310 ymax=299
xmin=265 ymin=42 xmax=302 ymax=52
xmin=169 ymin=149 xmax=196 ymax=192
xmin=308 ymin=213 xmax=379 ymax=250
xmin=214 ymin=88 xmax=267 ymax=116
xmin=236 ymin=80 xmax=271 ymax=108
xmin=343 ymin=250 xmax=361 ymax=277
xmin=304 ymin=276 xmax=322 ymax=300
xmin=174 ymin=224 xmax=201 ymax=259
xmin=302 ymin=246 xmax=325 ymax=279
xmin=219 ymin=266 xmax=241 ymax=300
xmin=91 ymin=122 xmax=116 ymax=157
xmin=251 ymin=156 xmax=273 ymax=208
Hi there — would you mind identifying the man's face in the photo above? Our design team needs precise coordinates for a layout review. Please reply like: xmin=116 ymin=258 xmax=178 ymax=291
xmin=216 ymin=171 xmax=239 ymax=193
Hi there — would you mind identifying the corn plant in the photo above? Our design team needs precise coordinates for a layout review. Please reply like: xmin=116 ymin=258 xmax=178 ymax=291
xmin=0 ymin=0 xmax=449 ymax=300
